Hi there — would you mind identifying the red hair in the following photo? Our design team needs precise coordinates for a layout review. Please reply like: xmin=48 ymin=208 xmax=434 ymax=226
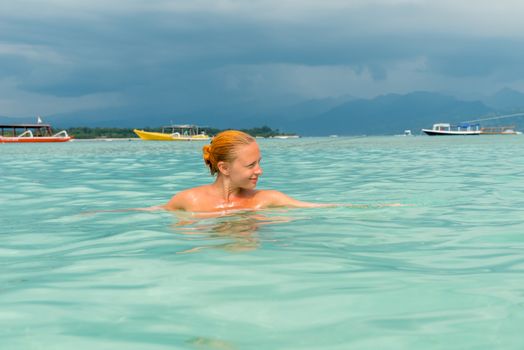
xmin=202 ymin=130 xmax=255 ymax=175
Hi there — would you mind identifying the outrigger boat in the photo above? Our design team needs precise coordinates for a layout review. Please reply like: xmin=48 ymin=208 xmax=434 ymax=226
xmin=133 ymin=124 xmax=210 ymax=141
xmin=0 ymin=123 xmax=72 ymax=143
xmin=422 ymin=123 xmax=482 ymax=136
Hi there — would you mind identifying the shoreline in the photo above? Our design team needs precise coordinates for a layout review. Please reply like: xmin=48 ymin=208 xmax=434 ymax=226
xmin=71 ymin=138 xmax=141 ymax=142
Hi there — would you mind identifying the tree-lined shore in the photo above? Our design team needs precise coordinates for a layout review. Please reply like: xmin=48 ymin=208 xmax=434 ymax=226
xmin=64 ymin=126 xmax=296 ymax=139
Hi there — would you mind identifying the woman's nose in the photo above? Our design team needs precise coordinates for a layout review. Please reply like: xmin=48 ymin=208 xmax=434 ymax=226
xmin=255 ymin=164 xmax=263 ymax=175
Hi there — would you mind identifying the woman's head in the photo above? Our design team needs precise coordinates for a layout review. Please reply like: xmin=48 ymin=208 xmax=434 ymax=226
xmin=202 ymin=130 xmax=256 ymax=176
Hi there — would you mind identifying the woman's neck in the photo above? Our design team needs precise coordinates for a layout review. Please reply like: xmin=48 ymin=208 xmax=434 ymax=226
xmin=213 ymin=175 xmax=242 ymax=203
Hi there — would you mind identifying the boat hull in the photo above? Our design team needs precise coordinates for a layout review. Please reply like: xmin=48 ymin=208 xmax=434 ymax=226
xmin=422 ymin=129 xmax=481 ymax=136
xmin=133 ymin=129 xmax=210 ymax=141
xmin=0 ymin=136 xmax=72 ymax=143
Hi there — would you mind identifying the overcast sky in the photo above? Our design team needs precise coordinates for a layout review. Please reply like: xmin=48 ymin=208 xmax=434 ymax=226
xmin=2 ymin=0 xmax=524 ymax=119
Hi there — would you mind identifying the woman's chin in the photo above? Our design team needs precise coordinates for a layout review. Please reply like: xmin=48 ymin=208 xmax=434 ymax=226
xmin=242 ymin=182 xmax=257 ymax=190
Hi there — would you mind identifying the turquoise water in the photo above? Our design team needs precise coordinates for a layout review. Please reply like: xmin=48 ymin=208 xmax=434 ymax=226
xmin=1 ymin=136 xmax=524 ymax=349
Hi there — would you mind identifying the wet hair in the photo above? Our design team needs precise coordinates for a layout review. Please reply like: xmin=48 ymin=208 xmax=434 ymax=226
xmin=202 ymin=130 xmax=256 ymax=175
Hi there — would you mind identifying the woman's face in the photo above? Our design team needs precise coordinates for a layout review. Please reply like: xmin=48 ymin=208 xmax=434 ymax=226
xmin=228 ymin=142 xmax=263 ymax=189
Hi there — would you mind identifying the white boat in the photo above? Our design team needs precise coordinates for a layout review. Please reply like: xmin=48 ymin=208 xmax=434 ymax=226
xmin=271 ymin=135 xmax=300 ymax=139
xmin=422 ymin=123 xmax=481 ymax=136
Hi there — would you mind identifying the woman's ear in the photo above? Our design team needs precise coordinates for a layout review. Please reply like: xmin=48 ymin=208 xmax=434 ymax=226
xmin=217 ymin=161 xmax=230 ymax=176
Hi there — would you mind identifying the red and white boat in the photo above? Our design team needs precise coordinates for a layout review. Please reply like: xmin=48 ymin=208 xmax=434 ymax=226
xmin=0 ymin=123 xmax=72 ymax=143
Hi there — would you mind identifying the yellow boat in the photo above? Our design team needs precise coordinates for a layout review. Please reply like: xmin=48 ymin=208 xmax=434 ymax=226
xmin=133 ymin=125 xmax=210 ymax=141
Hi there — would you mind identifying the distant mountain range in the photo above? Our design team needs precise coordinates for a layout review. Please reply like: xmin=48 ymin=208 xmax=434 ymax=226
xmin=285 ymin=91 xmax=492 ymax=136
xmin=269 ymin=88 xmax=524 ymax=135
xmin=2 ymin=88 xmax=524 ymax=136
xmin=483 ymin=87 xmax=524 ymax=111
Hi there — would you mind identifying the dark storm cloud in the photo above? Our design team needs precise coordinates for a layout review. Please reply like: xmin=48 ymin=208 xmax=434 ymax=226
xmin=2 ymin=1 xmax=524 ymax=118
xmin=424 ymin=37 xmax=524 ymax=78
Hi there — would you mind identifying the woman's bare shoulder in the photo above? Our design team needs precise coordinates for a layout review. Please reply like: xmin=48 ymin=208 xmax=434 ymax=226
xmin=164 ymin=185 xmax=211 ymax=211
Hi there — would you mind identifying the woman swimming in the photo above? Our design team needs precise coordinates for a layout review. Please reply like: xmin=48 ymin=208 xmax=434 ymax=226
xmin=164 ymin=130 xmax=330 ymax=212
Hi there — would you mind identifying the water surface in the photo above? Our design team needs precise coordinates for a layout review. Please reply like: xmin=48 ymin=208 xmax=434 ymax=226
xmin=1 ymin=136 xmax=524 ymax=349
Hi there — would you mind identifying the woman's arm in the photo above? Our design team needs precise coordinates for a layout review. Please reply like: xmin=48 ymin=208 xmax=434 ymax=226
xmin=260 ymin=190 xmax=394 ymax=209
xmin=261 ymin=190 xmax=337 ymax=208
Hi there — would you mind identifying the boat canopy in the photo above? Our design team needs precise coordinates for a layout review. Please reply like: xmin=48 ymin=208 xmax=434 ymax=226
xmin=457 ymin=123 xmax=480 ymax=128
xmin=161 ymin=124 xmax=205 ymax=135
xmin=0 ymin=123 xmax=52 ymax=128
xmin=0 ymin=124 xmax=54 ymax=137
